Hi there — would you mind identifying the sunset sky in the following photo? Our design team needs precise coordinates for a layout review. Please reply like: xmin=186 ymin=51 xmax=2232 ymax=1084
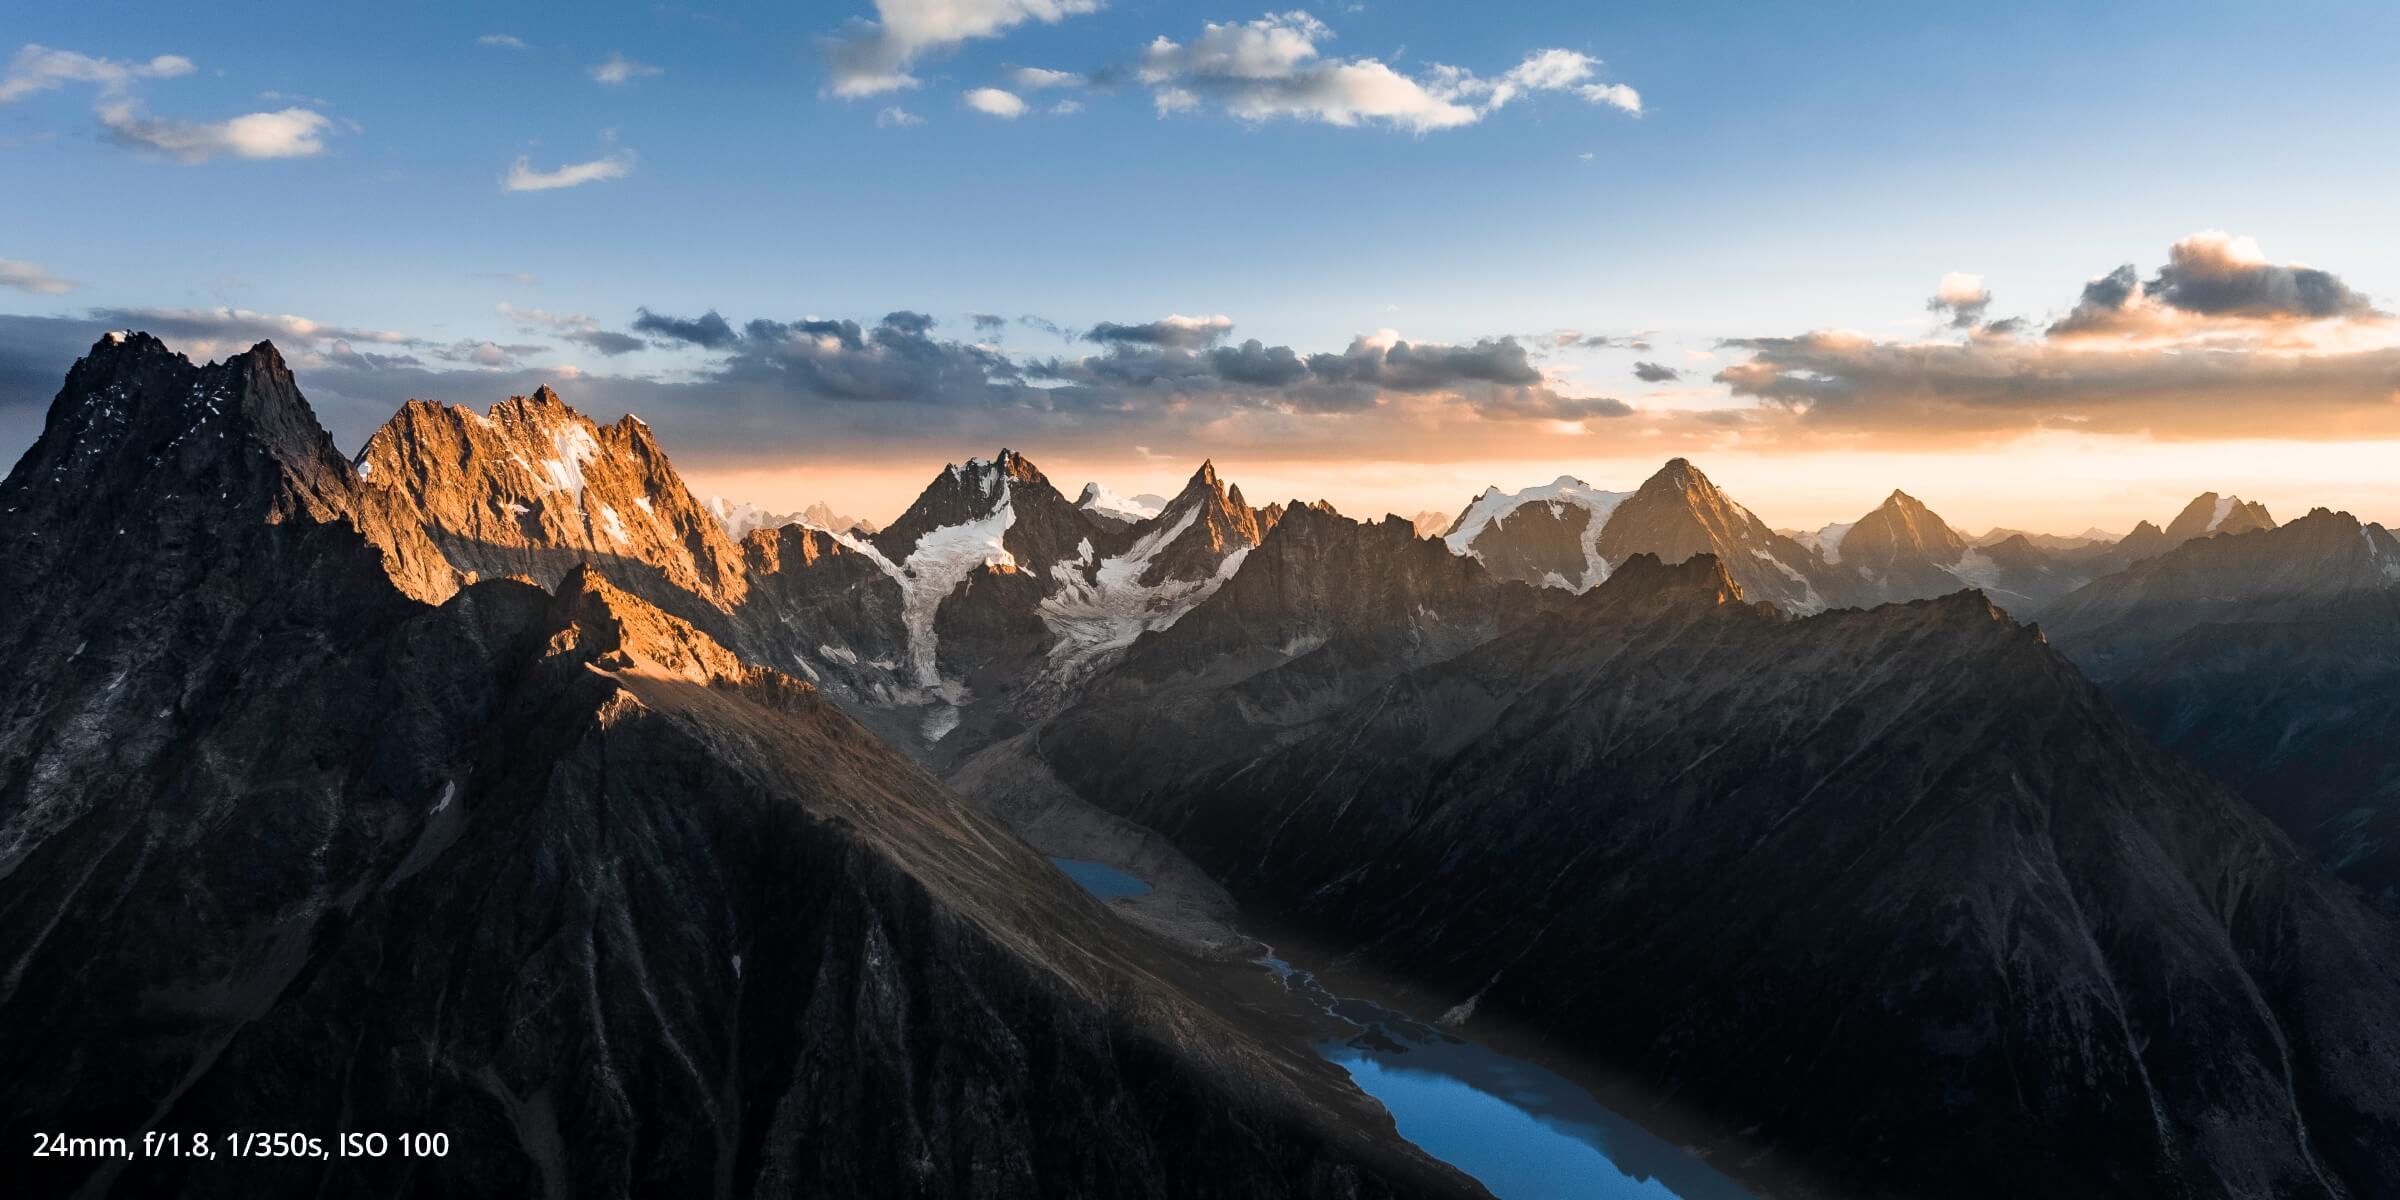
xmin=5 ymin=1 xmax=2399 ymax=534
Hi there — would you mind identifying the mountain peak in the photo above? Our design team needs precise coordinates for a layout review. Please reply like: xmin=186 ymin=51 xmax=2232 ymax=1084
xmin=5 ymin=332 xmax=354 ymax=537
xmin=2163 ymin=490 xmax=2277 ymax=544
xmin=1187 ymin=459 xmax=1220 ymax=489
xmin=1640 ymin=456 xmax=1725 ymax=502
xmin=241 ymin=336 xmax=291 ymax=372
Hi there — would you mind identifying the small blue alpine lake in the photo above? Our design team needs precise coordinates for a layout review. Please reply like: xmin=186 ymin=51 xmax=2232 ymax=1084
xmin=1046 ymin=856 xmax=1154 ymax=901
xmin=1050 ymin=858 xmax=1752 ymax=1199
xmin=1261 ymin=951 xmax=1753 ymax=1200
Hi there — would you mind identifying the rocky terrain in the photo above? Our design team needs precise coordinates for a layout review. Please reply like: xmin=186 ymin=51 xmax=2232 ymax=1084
xmin=1794 ymin=489 xmax=2087 ymax=610
xmin=14 ymin=331 xmax=2400 ymax=1200
xmin=1003 ymin=531 xmax=2400 ymax=1198
xmin=2053 ymin=491 xmax=2279 ymax=579
xmin=341 ymin=390 xmax=1275 ymax=748
xmin=1441 ymin=460 xmax=1851 ymax=611
xmin=2041 ymin=509 xmax=2400 ymax=911
xmin=0 ymin=334 xmax=1475 ymax=1199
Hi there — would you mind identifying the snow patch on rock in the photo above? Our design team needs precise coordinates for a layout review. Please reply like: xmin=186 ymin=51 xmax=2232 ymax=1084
xmin=1795 ymin=521 xmax=1856 ymax=564
xmin=1750 ymin=547 xmax=1828 ymax=613
xmin=538 ymin=423 xmax=601 ymax=498
xmin=1041 ymin=504 xmax=1244 ymax=659
xmin=1440 ymin=476 xmax=1632 ymax=591
xmin=885 ymin=491 xmax=1017 ymax=687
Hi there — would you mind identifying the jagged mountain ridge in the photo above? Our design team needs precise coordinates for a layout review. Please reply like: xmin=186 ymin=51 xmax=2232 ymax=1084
xmin=2055 ymin=490 xmax=2280 ymax=578
xmin=0 ymin=333 xmax=1476 ymax=1199
xmin=1799 ymin=489 xmax=2088 ymax=609
xmin=1006 ymin=545 xmax=2400 ymax=1200
xmin=357 ymin=388 xmax=751 ymax=607
xmin=344 ymin=392 xmax=1266 ymax=735
xmin=704 ymin=495 xmax=878 ymax=539
xmin=16 ymin=332 xmax=2400 ymax=1200
xmin=2041 ymin=508 xmax=2400 ymax=909
xmin=2040 ymin=507 xmax=2397 ymax=671
xmin=1441 ymin=460 xmax=1848 ymax=612
xmin=832 ymin=452 xmax=1271 ymax=749
xmin=348 ymin=386 xmax=911 ymax=705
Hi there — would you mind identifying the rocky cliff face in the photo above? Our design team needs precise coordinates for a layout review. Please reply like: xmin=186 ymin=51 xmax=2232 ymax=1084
xmin=1017 ymin=548 xmax=2400 ymax=1200
xmin=339 ymin=415 xmax=1286 ymax=757
xmin=355 ymin=389 xmax=749 ymax=609
xmin=0 ymin=334 xmax=1475 ymax=1200
xmin=344 ymin=386 xmax=910 ymax=707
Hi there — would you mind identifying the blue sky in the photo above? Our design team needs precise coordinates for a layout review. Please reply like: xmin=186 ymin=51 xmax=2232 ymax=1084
xmin=6 ymin=1 xmax=2400 ymax=530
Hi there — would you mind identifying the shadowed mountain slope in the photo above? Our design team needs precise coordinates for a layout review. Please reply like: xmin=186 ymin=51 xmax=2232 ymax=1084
xmin=1011 ymin=541 xmax=2400 ymax=1200
xmin=0 ymin=334 xmax=1476 ymax=1200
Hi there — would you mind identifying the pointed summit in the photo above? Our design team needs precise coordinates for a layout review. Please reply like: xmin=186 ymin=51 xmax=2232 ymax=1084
xmin=873 ymin=448 xmax=1092 ymax=617
xmin=1595 ymin=458 xmax=1847 ymax=612
xmin=2162 ymin=491 xmax=2276 ymax=544
xmin=1131 ymin=458 xmax=1264 ymax=587
xmin=7 ymin=334 xmax=354 ymax=534
xmin=1840 ymin=488 xmax=1968 ymax=570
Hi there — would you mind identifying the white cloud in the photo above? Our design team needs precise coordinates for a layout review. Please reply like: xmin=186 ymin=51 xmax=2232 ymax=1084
xmin=1008 ymin=66 xmax=1082 ymax=89
xmin=1576 ymin=82 xmax=1640 ymax=114
xmin=964 ymin=86 xmax=1028 ymax=118
xmin=820 ymin=0 xmax=1103 ymax=98
xmin=503 ymin=149 xmax=635 ymax=192
xmin=1474 ymin=49 xmax=1642 ymax=114
xmin=0 ymin=258 xmax=72 ymax=295
xmin=1497 ymin=48 xmax=1594 ymax=94
xmin=0 ymin=44 xmax=193 ymax=104
xmin=477 ymin=34 xmax=529 ymax=50
xmin=1050 ymin=98 xmax=1082 ymax=115
xmin=875 ymin=105 xmax=925 ymax=127
xmin=98 ymin=101 xmax=336 ymax=162
xmin=1136 ymin=19 xmax=1643 ymax=131
xmin=98 ymin=305 xmax=416 ymax=351
xmin=1935 ymin=272 xmax=1989 ymax=306
xmin=590 ymin=53 xmax=662 ymax=85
